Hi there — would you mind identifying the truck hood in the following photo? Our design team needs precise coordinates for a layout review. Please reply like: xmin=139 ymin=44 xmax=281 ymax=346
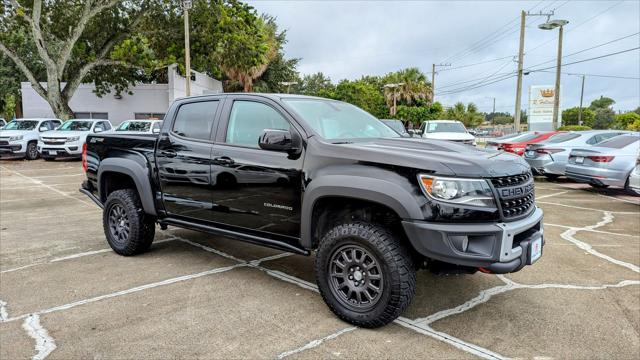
xmin=0 ymin=129 xmax=34 ymax=137
xmin=422 ymin=132 xmax=475 ymax=141
xmin=42 ymin=130 xmax=89 ymax=138
xmin=324 ymin=137 xmax=530 ymax=177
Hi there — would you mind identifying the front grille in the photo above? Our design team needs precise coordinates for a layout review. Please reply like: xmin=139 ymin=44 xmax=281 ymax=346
xmin=42 ymin=138 xmax=66 ymax=145
xmin=0 ymin=141 xmax=8 ymax=146
xmin=491 ymin=171 xmax=535 ymax=219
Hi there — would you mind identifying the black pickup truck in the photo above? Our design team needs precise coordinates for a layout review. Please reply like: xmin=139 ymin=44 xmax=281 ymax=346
xmin=81 ymin=93 xmax=543 ymax=327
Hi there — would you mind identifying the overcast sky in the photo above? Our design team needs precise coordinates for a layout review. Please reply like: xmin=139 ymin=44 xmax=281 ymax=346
xmin=248 ymin=0 xmax=640 ymax=113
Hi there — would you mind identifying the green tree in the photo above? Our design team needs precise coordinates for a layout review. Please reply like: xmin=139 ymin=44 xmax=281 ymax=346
xmin=396 ymin=102 xmax=443 ymax=125
xmin=1 ymin=0 xmax=160 ymax=119
xmin=614 ymin=112 xmax=640 ymax=130
xmin=493 ymin=115 xmax=514 ymax=125
xmin=382 ymin=68 xmax=431 ymax=116
xmin=445 ymin=102 xmax=484 ymax=127
xmin=562 ymin=107 xmax=596 ymax=126
xmin=298 ymin=72 xmax=334 ymax=97
xmin=592 ymin=108 xmax=616 ymax=129
xmin=589 ymin=96 xmax=615 ymax=110
xmin=331 ymin=79 xmax=386 ymax=118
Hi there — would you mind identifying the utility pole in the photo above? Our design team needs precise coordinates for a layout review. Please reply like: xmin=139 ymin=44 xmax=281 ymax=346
xmin=578 ymin=74 xmax=585 ymax=126
xmin=183 ymin=0 xmax=192 ymax=96
xmin=514 ymin=10 xmax=526 ymax=132
xmin=431 ymin=63 xmax=450 ymax=103
xmin=551 ymin=24 xmax=564 ymax=130
xmin=514 ymin=10 xmax=555 ymax=132
xmin=493 ymin=97 xmax=496 ymax=114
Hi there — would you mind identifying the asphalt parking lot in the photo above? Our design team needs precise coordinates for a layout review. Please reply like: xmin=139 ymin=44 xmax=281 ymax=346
xmin=1 ymin=159 xmax=639 ymax=359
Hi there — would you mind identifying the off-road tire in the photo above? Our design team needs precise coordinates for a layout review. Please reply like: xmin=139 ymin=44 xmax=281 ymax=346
xmin=103 ymin=189 xmax=155 ymax=256
xmin=315 ymin=222 xmax=416 ymax=328
xmin=25 ymin=141 xmax=38 ymax=160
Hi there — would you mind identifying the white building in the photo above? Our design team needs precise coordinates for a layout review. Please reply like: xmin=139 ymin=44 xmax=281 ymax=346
xmin=21 ymin=64 xmax=223 ymax=125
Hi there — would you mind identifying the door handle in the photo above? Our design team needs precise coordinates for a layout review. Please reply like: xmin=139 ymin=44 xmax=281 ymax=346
xmin=160 ymin=149 xmax=177 ymax=158
xmin=214 ymin=156 xmax=234 ymax=165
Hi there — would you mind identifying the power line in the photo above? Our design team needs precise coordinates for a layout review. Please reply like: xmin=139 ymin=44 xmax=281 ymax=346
xmin=438 ymin=70 xmax=516 ymax=89
xmin=439 ymin=73 xmax=518 ymax=95
xmin=526 ymin=32 xmax=639 ymax=69
xmin=526 ymin=69 xmax=640 ymax=80
xmin=528 ymin=47 xmax=640 ymax=72
xmin=438 ymin=55 xmax=514 ymax=72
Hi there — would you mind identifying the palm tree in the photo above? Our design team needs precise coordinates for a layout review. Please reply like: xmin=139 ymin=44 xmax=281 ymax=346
xmin=383 ymin=68 xmax=432 ymax=116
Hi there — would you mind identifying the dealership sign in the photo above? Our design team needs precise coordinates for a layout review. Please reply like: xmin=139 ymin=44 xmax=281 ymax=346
xmin=528 ymin=85 xmax=561 ymax=131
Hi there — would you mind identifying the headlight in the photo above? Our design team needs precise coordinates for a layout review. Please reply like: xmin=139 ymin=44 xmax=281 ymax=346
xmin=66 ymin=136 xmax=80 ymax=142
xmin=9 ymin=135 xmax=23 ymax=141
xmin=418 ymin=175 xmax=495 ymax=207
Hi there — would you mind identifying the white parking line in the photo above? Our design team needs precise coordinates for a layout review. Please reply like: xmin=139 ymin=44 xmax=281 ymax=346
xmin=598 ymin=193 xmax=640 ymax=205
xmin=0 ymin=182 xmax=81 ymax=190
xmin=30 ymin=173 xmax=83 ymax=179
xmin=276 ymin=326 xmax=357 ymax=359
xmin=537 ymin=201 xmax=638 ymax=214
xmin=545 ymin=223 xmax=638 ymax=238
xmin=22 ymin=314 xmax=56 ymax=360
xmin=536 ymin=191 xmax=568 ymax=199
xmin=0 ymin=299 xmax=8 ymax=321
xmin=0 ymin=166 xmax=93 ymax=207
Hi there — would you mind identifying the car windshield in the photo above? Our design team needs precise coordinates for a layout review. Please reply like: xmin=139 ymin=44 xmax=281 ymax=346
xmin=58 ymin=121 xmax=92 ymax=131
xmin=283 ymin=99 xmax=399 ymax=140
xmin=426 ymin=122 xmax=466 ymax=133
xmin=3 ymin=120 xmax=38 ymax=130
xmin=381 ymin=120 xmax=406 ymax=134
xmin=117 ymin=121 xmax=152 ymax=132
xmin=546 ymin=133 xmax=580 ymax=143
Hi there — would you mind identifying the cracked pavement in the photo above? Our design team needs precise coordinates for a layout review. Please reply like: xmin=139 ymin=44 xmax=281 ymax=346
xmin=1 ymin=160 xmax=639 ymax=359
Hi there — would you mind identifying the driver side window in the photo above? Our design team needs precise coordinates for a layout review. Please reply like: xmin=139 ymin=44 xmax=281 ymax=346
xmin=225 ymin=101 xmax=290 ymax=148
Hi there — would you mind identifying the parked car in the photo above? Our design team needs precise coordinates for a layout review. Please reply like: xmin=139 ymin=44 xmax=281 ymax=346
xmin=524 ymin=130 xmax=631 ymax=179
xmin=0 ymin=118 xmax=62 ymax=160
xmin=0 ymin=118 xmax=6 ymax=128
xmin=484 ymin=132 xmax=531 ymax=151
xmin=380 ymin=119 xmax=410 ymax=137
xmin=496 ymin=131 xmax=559 ymax=156
xmin=628 ymin=156 xmax=640 ymax=195
xmin=566 ymin=134 xmax=640 ymax=192
xmin=81 ymin=93 xmax=543 ymax=328
xmin=115 ymin=119 xmax=163 ymax=134
xmin=38 ymin=119 xmax=112 ymax=160
xmin=419 ymin=120 xmax=476 ymax=145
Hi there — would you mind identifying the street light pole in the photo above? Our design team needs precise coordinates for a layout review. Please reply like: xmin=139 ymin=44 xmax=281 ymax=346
xmin=578 ymin=74 xmax=585 ymax=126
xmin=279 ymin=81 xmax=299 ymax=94
xmin=551 ymin=24 xmax=564 ymax=130
xmin=431 ymin=63 xmax=450 ymax=103
xmin=183 ymin=0 xmax=192 ymax=97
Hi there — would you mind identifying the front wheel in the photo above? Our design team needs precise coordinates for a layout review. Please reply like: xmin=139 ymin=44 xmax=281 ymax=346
xmin=25 ymin=142 xmax=38 ymax=160
xmin=103 ymin=189 xmax=155 ymax=256
xmin=315 ymin=222 xmax=416 ymax=328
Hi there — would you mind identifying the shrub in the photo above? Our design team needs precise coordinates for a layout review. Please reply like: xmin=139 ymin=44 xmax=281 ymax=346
xmin=557 ymin=125 xmax=592 ymax=131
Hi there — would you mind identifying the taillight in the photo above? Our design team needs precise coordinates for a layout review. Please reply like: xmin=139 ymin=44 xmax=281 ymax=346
xmin=588 ymin=156 xmax=615 ymax=162
xmin=82 ymin=143 xmax=88 ymax=172
xmin=536 ymin=148 xmax=563 ymax=154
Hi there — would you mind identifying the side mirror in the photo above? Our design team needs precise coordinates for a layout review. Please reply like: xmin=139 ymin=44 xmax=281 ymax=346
xmin=259 ymin=129 xmax=300 ymax=154
xmin=94 ymin=127 xmax=104 ymax=133
xmin=39 ymin=126 xmax=48 ymax=132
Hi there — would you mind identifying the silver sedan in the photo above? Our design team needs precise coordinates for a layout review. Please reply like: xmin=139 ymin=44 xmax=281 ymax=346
xmin=565 ymin=134 xmax=640 ymax=191
xmin=524 ymin=130 xmax=630 ymax=179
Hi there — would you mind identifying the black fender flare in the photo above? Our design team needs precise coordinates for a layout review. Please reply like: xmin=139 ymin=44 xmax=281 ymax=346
xmin=98 ymin=157 xmax=157 ymax=216
xmin=300 ymin=174 xmax=423 ymax=249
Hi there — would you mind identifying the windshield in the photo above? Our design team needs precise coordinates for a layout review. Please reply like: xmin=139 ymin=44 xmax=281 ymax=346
xmin=59 ymin=121 xmax=92 ymax=131
xmin=283 ymin=99 xmax=399 ymax=140
xmin=597 ymin=135 xmax=639 ymax=149
xmin=381 ymin=120 xmax=407 ymax=134
xmin=117 ymin=121 xmax=152 ymax=132
xmin=3 ymin=121 xmax=38 ymax=130
xmin=426 ymin=122 xmax=466 ymax=133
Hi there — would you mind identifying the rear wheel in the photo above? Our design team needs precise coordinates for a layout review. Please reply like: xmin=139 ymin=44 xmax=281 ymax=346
xmin=315 ymin=222 xmax=416 ymax=328
xmin=589 ymin=183 xmax=609 ymax=189
xmin=25 ymin=142 xmax=38 ymax=160
xmin=103 ymin=189 xmax=155 ymax=256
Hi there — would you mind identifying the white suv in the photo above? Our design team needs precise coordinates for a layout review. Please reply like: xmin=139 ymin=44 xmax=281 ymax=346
xmin=38 ymin=119 xmax=113 ymax=160
xmin=0 ymin=118 xmax=62 ymax=160
xmin=419 ymin=120 xmax=476 ymax=146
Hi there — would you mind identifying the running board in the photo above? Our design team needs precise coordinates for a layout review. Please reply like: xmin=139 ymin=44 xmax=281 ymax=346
xmin=159 ymin=218 xmax=310 ymax=256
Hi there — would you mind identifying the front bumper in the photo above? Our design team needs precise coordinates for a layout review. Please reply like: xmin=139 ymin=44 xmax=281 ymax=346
xmin=37 ymin=142 xmax=82 ymax=157
xmin=402 ymin=207 xmax=544 ymax=274
xmin=0 ymin=141 xmax=26 ymax=157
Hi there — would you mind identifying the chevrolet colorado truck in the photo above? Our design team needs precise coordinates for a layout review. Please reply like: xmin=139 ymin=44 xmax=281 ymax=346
xmin=80 ymin=93 xmax=544 ymax=327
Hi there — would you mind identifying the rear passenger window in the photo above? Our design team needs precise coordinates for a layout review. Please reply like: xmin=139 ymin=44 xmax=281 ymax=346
xmin=172 ymin=101 xmax=219 ymax=140
xmin=225 ymin=101 xmax=290 ymax=148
